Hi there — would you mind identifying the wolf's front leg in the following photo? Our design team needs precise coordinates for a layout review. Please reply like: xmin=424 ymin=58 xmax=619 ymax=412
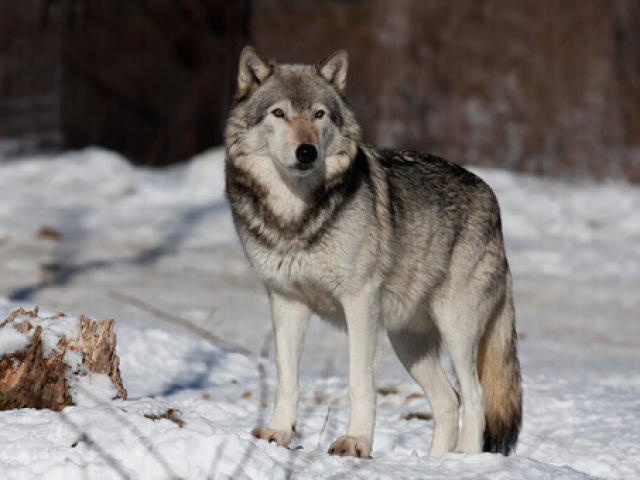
xmin=328 ymin=285 xmax=380 ymax=458
xmin=252 ymin=293 xmax=310 ymax=447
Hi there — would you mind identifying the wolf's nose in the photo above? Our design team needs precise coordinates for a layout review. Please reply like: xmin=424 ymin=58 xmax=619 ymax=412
xmin=296 ymin=144 xmax=317 ymax=165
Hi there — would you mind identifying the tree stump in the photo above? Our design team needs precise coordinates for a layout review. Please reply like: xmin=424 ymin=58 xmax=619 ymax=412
xmin=0 ymin=307 xmax=127 ymax=411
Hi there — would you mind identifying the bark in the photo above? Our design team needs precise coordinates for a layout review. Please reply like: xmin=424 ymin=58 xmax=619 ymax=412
xmin=0 ymin=308 xmax=127 ymax=411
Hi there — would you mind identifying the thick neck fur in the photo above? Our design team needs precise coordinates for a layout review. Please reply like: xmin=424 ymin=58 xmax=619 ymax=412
xmin=233 ymin=153 xmax=324 ymax=222
xmin=226 ymin=145 xmax=364 ymax=251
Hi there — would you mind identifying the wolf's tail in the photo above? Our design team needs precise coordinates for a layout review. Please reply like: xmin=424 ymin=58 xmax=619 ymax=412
xmin=477 ymin=269 xmax=522 ymax=455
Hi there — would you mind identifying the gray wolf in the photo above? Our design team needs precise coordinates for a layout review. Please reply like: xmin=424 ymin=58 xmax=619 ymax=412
xmin=225 ymin=46 xmax=522 ymax=458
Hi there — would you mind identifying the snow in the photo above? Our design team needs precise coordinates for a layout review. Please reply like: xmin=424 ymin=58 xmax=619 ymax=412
xmin=0 ymin=309 xmax=82 ymax=361
xmin=0 ymin=147 xmax=639 ymax=479
xmin=0 ymin=325 xmax=32 ymax=356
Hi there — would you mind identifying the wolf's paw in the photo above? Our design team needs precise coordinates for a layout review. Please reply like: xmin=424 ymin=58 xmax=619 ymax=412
xmin=328 ymin=435 xmax=371 ymax=458
xmin=251 ymin=426 xmax=294 ymax=447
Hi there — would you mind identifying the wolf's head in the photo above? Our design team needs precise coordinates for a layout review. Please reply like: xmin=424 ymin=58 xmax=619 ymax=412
xmin=225 ymin=47 xmax=361 ymax=183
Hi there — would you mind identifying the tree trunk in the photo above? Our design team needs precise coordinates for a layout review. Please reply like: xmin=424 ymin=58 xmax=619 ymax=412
xmin=0 ymin=308 xmax=127 ymax=411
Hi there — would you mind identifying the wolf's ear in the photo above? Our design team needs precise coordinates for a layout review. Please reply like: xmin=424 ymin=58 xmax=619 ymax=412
xmin=237 ymin=46 xmax=272 ymax=100
xmin=317 ymin=50 xmax=349 ymax=95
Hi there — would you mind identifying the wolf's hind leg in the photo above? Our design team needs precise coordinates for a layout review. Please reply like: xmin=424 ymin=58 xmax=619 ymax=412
xmin=253 ymin=293 xmax=310 ymax=447
xmin=388 ymin=326 xmax=459 ymax=457
xmin=437 ymin=292 xmax=489 ymax=454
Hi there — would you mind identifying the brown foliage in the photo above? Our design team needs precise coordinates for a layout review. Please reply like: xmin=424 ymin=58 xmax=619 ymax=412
xmin=2 ymin=0 xmax=640 ymax=181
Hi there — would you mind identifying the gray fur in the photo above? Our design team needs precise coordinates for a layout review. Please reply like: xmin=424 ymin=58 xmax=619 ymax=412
xmin=225 ymin=47 xmax=522 ymax=458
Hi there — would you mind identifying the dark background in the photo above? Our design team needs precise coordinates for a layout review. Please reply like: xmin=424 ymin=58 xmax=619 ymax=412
xmin=1 ymin=0 xmax=639 ymax=181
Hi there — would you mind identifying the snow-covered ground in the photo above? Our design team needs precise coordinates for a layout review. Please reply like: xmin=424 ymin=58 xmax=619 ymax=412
xmin=0 ymin=147 xmax=638 ymax=479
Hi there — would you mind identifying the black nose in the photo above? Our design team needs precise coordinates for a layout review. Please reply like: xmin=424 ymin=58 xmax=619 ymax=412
xmin=295 ymin=144 xmax=317 ymax=165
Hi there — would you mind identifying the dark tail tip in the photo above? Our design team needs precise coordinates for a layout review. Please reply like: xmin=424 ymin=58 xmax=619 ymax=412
xmin=483 ymin=410 xmax=522 ymax=455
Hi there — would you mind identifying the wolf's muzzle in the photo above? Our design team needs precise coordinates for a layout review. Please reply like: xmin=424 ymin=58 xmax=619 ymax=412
xmin=295 ymin=144 xmax=318 ymax=168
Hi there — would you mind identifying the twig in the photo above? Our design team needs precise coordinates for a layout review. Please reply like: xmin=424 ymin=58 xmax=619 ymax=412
xmin=59 ymin=415 xmax=132 ymax=480
xmin=73 ymin=384 xmax=182 ymax=480
xmin=110 ymin=290 xmax=270 ymax=478
xmin=227 ymin=331 xmax=272 ymax=479
xmin=317 ymin=406 xmax=333 ymax=451
xmin=108 ymin=290 xmax=256 ymax=358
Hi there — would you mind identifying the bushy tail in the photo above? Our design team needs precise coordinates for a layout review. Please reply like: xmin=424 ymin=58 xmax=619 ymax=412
xmin=477 ymin=271 xmax=522 ymax=455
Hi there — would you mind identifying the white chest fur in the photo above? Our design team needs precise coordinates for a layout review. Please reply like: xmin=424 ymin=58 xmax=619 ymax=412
xmin=243 ymin=233 xmax=356 ymax=319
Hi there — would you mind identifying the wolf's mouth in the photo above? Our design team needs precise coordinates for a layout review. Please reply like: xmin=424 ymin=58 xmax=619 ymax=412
xmin=295 ymin=163 xmax=315 ymax=171
xmin=289 ymin=163 xmax=316 ymax=176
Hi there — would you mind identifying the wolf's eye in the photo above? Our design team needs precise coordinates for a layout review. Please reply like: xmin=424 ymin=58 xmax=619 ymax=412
xmin=315 ymin=110 xmax=325 ymax=119
xmin=272 ymin=108 xmax=285 ymax=118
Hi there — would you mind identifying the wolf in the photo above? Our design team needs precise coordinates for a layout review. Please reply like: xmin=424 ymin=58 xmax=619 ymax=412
xmin=225 ymin=46 xmax=522 ymax=459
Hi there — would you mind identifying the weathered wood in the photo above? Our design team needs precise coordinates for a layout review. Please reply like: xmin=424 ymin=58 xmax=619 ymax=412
xmin=0 ymin=325 xmax=71 ymax=411
xmin=0 ymin=308 xmax=127 ymax=411
xmin=70 ymin=315 xmax=127 ymax=400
